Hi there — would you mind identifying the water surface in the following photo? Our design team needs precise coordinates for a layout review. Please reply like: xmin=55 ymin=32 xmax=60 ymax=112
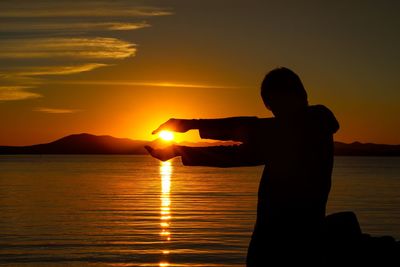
xmin=0 ymin=155 xmax=399 ymax=266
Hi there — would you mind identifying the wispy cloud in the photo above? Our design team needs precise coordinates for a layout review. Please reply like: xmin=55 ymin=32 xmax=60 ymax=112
xmin=0 ymin=21 xmax=150 ymax=33
xmin=34 ymin=107 xmax=82 ymax=114
xmin=2 ymin=64 xmax=108 ymax=77
xmin=0 ymin=86 xmax=42 ymax=101
xmin=0 ymin=3 xmax=172 ymax=18
xmin=0 ymin=38 xmax=136 ymax=59
xmin=107 ymin=22 xmax=151 ymax=31
xmin=0 ymin=1 xmax=172 ymax=103
xmin=57 ymin=80 xmax=240 ymax=89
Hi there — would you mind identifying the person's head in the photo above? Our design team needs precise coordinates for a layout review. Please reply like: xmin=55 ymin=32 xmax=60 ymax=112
xmin=261 ymin=67 xmax=308 ymax=117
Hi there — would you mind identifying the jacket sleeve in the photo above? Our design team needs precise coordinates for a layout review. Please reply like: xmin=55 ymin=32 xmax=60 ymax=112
xmin=176 ymin=144 xmax=267 ymax=167
xmin=197 ymin=117 xmax=259 ymax=142
xmin=195 ymin=117 xmax=272 ymax=142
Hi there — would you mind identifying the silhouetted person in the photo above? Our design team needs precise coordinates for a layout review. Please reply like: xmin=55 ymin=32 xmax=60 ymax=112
xmin=146 ymin=67 xmax=339 ymax=266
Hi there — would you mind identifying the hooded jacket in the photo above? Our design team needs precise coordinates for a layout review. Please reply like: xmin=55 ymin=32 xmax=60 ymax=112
xmin=177 ymin=105 xmax=339 ymax=232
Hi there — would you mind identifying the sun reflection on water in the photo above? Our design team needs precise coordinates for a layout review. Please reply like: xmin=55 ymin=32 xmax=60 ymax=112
xmin=159 ymin=161 xmax=172 ymax=265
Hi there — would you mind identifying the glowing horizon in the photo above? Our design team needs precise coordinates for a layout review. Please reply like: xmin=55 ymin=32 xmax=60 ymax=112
xmin=1 ymin=1 xmax=399 ymax=146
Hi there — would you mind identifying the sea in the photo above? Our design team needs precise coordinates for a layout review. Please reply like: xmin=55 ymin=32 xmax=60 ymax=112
xmin=0 ymin=155 xmax=399 ymax=266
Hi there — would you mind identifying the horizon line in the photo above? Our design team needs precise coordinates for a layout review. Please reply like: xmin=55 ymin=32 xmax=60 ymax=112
xmin=1 ymin=132 xmax=399 ymax=147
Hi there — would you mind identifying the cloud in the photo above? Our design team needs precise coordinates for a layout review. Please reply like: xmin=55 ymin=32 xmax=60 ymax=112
xmin=0 ymin=4 xmax=172 ymax=18
xmin=56 ymin=80 xmax=240 ymax=89
xmin=0 ymin=38 xmax=136 ymax=59
xmin=0 ymin=86 xmax=42 ymax=101
xmin=0 ymin=75 xmax=42 ymax=85
xmin=0 ymin=21 xmax=151 ymax=33
xmin=33 ymin=107 xmax=82 ymax=114
xmin=0 ymin=1 xmax=172 ymax=102
xmin=3 ymin=63 xmax=108 ymax=77
xmin=107 ymin=22 xmax=151 ymax=31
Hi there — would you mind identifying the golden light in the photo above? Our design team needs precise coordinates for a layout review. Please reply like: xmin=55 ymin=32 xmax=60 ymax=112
xmin=159 ymin=130 xmax=174 ymax=141
xmin=159 ymin=161 xmax=172 ymax=266
xmin=159 ymin=161 xmax=172 ymax=239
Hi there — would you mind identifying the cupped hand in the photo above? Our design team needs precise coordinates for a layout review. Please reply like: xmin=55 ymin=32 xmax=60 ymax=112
xmin=152 ymin=118 xmax=193 ymax=135
xmin=145 ymin=145 xmax=179 ymax=161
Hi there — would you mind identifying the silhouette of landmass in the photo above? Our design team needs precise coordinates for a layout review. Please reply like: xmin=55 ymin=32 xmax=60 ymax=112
xmin=0 ymin=133 xmax=399 ymax=156
xmin=335 ymin=141 xmax=400 ymax=156
xmin=0 ymin=133 xmax=148 ymax=154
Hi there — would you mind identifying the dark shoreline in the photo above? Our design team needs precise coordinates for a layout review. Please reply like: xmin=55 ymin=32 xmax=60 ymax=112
xmin=1 ymin=133 xmax=400 ymax=156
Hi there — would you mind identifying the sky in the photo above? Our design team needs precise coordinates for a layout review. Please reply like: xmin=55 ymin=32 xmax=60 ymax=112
xmin=0 ymin=0 xmax=399 ymax=145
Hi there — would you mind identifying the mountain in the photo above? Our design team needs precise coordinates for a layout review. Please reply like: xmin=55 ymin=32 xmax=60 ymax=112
xmin=0 ymin=133 xmax=399 ymax=156
xmin=0 ymin=133 xmax=148 ymax=154
xmin=334 ymin=141 xmax=400 ymax=157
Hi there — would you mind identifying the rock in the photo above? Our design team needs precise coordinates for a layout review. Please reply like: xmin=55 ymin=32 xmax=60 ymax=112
xmin=323 ymin=212 xmax=400 ymax=266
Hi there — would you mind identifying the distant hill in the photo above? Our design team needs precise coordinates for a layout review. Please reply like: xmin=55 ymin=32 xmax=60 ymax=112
xmin=334 ymin=141 xmax=400 ymax=157
xmin=0 ymin=133 xmax=399 ymax=156
xmin=0 ymin=133 xmax=148 ymax=154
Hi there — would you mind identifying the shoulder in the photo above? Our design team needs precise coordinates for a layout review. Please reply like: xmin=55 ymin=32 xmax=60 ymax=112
xmin=308 ymin=105 xmax=336 ymax=119
xmin=308 ymin=105 xmax=340 ymax=133
xmin=309 ymin=104 xmax=333 ymax=113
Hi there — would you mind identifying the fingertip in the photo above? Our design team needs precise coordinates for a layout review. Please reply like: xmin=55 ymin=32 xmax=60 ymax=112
xmin=152 ymin=127 xmax=161 ymax=134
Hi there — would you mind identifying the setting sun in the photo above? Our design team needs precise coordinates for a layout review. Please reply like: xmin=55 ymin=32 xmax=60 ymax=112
xmin=159 ymin=130 xmax=174 ymax=141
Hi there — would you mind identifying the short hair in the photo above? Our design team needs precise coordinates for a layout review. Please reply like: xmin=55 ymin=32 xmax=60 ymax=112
xmin=261 ymin=67 xmax=308 ymax=106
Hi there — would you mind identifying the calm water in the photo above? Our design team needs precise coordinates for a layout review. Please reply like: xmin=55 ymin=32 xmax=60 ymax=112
xmin=0 ymin=155 xmax=399 ymax=266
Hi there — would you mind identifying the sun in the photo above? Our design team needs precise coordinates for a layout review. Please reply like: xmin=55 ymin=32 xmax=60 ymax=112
xmin=159 ymin=130 xmax=174 ymax=141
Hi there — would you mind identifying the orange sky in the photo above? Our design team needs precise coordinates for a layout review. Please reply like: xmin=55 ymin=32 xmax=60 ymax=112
xmin=0 ymin=1 xmax=399 ymax=145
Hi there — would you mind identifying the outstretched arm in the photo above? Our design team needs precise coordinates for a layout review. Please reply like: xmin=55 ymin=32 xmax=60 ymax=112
xmin=146 ymin=144 xmax=267 ymax=167
xmin=178 ymin=144 xmax=267 ymax=167
xmin=153 ymin=117 xmax=271 ymax=142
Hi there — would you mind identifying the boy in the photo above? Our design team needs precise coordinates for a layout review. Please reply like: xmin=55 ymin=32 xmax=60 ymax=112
xmin=146 ymin=67 xmax=339 ymax=265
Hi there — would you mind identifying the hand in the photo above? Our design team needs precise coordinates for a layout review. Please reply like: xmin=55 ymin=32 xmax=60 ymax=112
xmin=152 ymin=118 xmax=194 ymax=135
xmin=145 ymin=145 xmax=180 ymax=161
